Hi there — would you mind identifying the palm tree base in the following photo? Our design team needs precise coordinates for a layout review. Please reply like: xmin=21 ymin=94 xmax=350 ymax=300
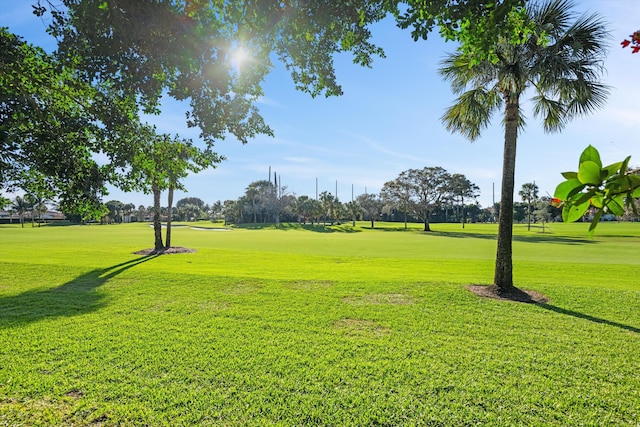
xmin=467 ymin=285 xmax=548 ymax=304
xmin=133 ymin=246 xmax=196 ymax=255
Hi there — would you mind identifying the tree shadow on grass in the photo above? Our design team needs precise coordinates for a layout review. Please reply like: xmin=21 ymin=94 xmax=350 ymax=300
xmin=364 ymin=226 xmax=416 ymax=232
xmin=537 ymin=303 xmax=640 ymax=334
xmin=237 ymin=222 xmax=361 ymax=233
xmin=431 ymin=230 xmax=595 ymax=245
xmin=0 ymin=255 xmax=157 ymax=328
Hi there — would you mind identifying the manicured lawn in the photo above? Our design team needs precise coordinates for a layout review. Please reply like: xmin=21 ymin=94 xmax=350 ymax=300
xmin=1 ymin=221 xmax=638 ymax=425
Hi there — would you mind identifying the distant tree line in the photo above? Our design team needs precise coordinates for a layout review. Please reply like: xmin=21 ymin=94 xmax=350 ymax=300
xmin=89 ymin=170 xmax=640 ymax=231
xmin=216 ymin=167 xmax=488 ymax=230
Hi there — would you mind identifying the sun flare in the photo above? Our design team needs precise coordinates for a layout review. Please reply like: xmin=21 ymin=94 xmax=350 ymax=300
xmin=231 ymin=46 xmax=250 ymax=72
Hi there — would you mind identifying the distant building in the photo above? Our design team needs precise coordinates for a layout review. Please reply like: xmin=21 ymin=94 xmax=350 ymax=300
xmin=0 ymin=210 xmax=65 ymax=222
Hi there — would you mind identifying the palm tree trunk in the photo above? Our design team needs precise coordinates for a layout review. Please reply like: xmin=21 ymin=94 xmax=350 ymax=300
xmin=461 ymin=196 xmax=466 ymax=229
xmin=152 ymin=182 xmax=164 ymax=251
xmin=165 ymin=185 xmax=174 ymax=249
xmin=493 ymin=97 xmax=519 ymax=292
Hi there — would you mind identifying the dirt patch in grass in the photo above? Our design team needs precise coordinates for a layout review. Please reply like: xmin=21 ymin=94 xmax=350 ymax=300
xmin=219 ymin=282 xmax=262 ymax=295
xmin=286 ymin=280 xmax=334 ymax=291
xmin=343 ymin=293 xmax=415 ymax=306
xmin=333 ymin=318 xmax=391 ymax=337
xmin=467 ymin=285 xmax=549 ymax=304
xmin=64 ymin=389 xmax=84 ymax=399
xmin=133 ymin=246 xmax=196 ymax=255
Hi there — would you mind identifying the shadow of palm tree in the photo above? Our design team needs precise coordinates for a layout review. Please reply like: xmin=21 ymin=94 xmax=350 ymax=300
xmin=237 ymin=222 xmax=361 ymax=233
xmin=429 ymin=230 xmax=595 ymax=245
xmin=538 ymin=303 xmax=640 ymax=334
xmin=0 ymin=255 xmax=157 ymax=328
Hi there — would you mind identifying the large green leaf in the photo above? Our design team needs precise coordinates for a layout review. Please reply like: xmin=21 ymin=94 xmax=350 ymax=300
xmin=569 ymin=190 xmax=595 ymax=206
xmin=590 ymin=195 xmax=603 ymax=208
xmin=628 ymin=174 xmax=640 ymax=187
xmin=621 ymin=156 xmax=632 ymax=175
xmin=602 ymin=161 xmax=623 ymax=177
xmin=562 ymin=198 xmax=590 ymax=223
xmin=588 ymin=209 xmax=603 ymax=237
xmin=579 ymin=145 xmax=602 ymax=168
xmin=577 ymin=161 xmax=602 ymax=185
xmin=605 ymin=196 xmax=625 ymax=216
xmin=554 ymin=178 xmax=584 ymax=199
xmin=561 ymin=171 xmax=578 ymax=180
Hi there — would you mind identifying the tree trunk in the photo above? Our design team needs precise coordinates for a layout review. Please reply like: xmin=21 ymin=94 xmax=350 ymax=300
xmin=493 ymin=96 xmax=519 ymax=292
xmin=527 ymin=200 xmax=531 ymax=231
xmin=461 ymin=196 xmax=466 ymax=229
xmin=152 ymin=182 xmax=164 ymax=251
xmin=252 ymin=201 xmax=257 ymax=223
xmin=165 ymin=185 xmax=174 ymax=248
xmin=370 ymin=218 xmax=374 ymax=229
xmin=404 ymin=209 xmax=407 ymax=230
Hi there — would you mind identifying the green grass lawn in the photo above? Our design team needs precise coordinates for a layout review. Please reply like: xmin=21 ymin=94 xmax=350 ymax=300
xmin=0 ymin=221 xmax=638 ymax=425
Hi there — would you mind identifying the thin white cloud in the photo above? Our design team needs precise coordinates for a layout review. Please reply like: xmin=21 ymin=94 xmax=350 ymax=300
xmin=256 ymin=96 xmax=285 ymax=108
xmin=283 ymin=156 xmax=317 ymax=164
xmin=345 ymin=132 xmax=429 ymax=163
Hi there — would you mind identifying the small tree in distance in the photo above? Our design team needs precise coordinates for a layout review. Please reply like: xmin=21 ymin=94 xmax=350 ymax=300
xmin=383 ymin=167 xmax=451 ymax=232
xmin=125 ymin=126 xmax=221 ymax=252
xmin=356 ymin=193 xmax=383 ymax=229
xmin=381 ymin=175 xmax=412 ymax=230
xmin=519 ymin=182 xmax=539 ymax=231
xmin=448 ymin=173 xmax=480 ymax=229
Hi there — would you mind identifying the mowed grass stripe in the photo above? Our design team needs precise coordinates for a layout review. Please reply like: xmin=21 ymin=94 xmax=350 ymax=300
xmin=0 ymin=222 xmax=638 ymax=425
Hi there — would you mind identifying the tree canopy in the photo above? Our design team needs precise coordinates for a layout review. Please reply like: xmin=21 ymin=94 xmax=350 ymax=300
xmin=0 ymin=28 xmax=136 ymax=217
xmin=3 ymin=0 xmax=538 ymax=223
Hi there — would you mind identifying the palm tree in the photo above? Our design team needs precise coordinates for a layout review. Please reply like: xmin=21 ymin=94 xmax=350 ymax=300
xmin=519 ymin=182 xmax=539 ymax=231
xmin=11 ymin=196 xmax=31 ymax=228
xmin=440 ymin=0 xmax=608 ymax=293
xmin=319 ymin=191 xmax=336 ymax=226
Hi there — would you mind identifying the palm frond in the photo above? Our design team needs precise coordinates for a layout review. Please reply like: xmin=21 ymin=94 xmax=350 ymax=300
xmin=530 ymin=0 xmax=609 ymax=127
xmin=557 ymin=11 xmax=609 ymax=57
xmin=563 ymin=81 xmax=610 ymax=117
xmin=441 ymin=87 xmax=502 ymax=141
xmin=439 ymin=53 xmax=498 ymax=95
xmin=531 ymin=93 xmax=566 ymax=132
xmin=533 ymin=0 xmax=575 ymax=36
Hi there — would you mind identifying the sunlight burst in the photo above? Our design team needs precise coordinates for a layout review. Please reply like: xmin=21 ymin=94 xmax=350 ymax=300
xmin=231 ymin=46 xmax=250 ymax=72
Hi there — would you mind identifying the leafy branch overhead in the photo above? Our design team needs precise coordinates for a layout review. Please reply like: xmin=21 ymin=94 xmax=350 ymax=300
xmin=554 ymin=145 xmax=640 ymax=235
xmin=621 ymin=30 xmax=640 ymax=53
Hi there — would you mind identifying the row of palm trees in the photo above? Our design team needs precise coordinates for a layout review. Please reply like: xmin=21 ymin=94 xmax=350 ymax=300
xmin=4 ymin=195 xmax=49 ymax=228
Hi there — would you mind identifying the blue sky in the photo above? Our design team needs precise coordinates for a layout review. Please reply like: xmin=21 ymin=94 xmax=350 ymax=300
xmin=3 ymin=1 xmax=639 ymax=209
